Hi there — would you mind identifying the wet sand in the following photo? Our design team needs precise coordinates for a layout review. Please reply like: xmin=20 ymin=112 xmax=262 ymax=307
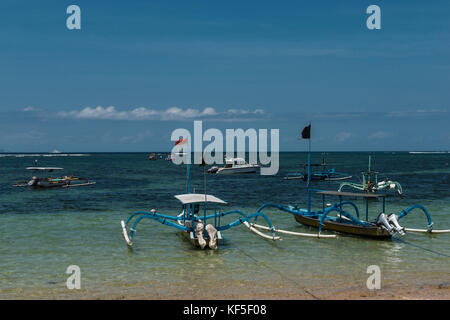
xmin=2 ymin=281 xmax=449 ymax=300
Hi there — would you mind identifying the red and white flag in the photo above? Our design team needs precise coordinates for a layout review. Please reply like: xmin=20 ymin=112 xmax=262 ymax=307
xmin=174 ymin=137 xmax=188 ymax=146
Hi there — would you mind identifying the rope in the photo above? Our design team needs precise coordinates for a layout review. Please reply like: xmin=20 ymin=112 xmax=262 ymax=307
xmin=234 ymin=243 xmax=321 ymax=300
xmin=394 ymin=238 xmax=450 ymax=258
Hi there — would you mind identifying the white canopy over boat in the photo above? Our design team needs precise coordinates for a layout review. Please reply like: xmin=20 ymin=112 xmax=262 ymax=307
xmin=225 ymin=157 xmax=247 ymax=165
xmin=175 ymin=194 xmax=227 ymax=205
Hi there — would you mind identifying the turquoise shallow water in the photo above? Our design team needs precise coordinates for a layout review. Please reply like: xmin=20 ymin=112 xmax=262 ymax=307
xmin=0 ymin=152 xmax=449 ymax=298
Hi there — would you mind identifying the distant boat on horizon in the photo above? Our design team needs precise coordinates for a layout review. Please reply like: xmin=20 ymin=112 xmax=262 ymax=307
xmin=409 ymin=151 xmax=449 ymax=154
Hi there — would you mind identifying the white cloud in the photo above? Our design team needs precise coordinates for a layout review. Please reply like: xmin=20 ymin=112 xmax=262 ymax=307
xmin=56 ymin=106 xmax=264 ymax=121
xmin=23 ymin=106 xmax=40 ymax=112
xmin=201 ymin=107 xmax=218 ymax=116
xmin=130 ymin=107 xmax=158 ymax=118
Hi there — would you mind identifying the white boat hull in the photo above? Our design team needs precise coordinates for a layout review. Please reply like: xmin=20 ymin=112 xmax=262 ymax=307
xmin=216 ymin=165 xmax=259 ymax=174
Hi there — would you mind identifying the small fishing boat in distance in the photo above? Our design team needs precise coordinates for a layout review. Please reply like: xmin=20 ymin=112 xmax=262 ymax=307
xmin=165 ymin=153 xmax=174 ymax=161
xmin=208 ymin=157 xmax=259 ymax=174
xmin=14 ymin=166 xmax=96 ymax=188
xmin=338 ymin=156 xmax=403 ymax=196
xmin=284 ymin=153 xmax=352 ymax=181
xmin=284 ymin=167 xmax=352 ymax=181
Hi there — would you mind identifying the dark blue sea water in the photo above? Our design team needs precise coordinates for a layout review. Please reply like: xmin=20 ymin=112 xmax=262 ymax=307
xmin=0 ymin=152 xmax=449 ymax=298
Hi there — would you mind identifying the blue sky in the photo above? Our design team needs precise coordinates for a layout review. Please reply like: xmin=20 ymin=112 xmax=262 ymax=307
xmin=0 ymin=0 xmax=449 ymax=152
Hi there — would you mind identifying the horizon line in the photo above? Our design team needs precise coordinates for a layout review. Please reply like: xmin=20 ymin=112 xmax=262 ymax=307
xmin=1 ymin=150 xmax=449 ymax=154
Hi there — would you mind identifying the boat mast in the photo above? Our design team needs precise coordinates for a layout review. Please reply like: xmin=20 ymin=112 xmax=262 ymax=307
xmin=301 ymin=122 xmax=312 ymax=213
xmin=307 ymin=132 xmax=311 ymax=213
xmin=185 ymin=141 xmax=191 ymax=194
xmin=187 ymin=142 xmax=194 ymax=231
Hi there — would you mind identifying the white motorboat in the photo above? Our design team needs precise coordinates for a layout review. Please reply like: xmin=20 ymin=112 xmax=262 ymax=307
xmin=208 ymin=157 xmax=259 ymax=174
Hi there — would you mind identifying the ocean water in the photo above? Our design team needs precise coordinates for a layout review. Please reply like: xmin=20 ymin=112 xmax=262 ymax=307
xmin=0 ymin=152 xmax=449 ymax=299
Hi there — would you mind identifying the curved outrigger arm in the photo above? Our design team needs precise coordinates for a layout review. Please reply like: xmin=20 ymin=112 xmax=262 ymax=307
xmin=391 ymin=181 xmax=403 ymax=195
xmin=249 ymin=203 xmax=341 ymax=238
xmin=396 ymin=204 xmax=433 ymax=231
xmin=200 ymin=208 xmax=333 ymax=240
xmin=215 ymin=210 xmax=336 ymax=239
xmin=386 ymin=204 xmax=449 ymax=234
xmin=338 ymin=182 xmax=363 ymax=193
xmin=121 ymin=210 xmax=189 ymax=246
xmin=255 ymin=200 xmax=360 ymax=218
xmin=255 ymin=203 xmax=315 ymax=216
xmin=211 ymin=210 xmax=281 ymax=241
xmin=395 ymin=204 xmax=449 ymax=233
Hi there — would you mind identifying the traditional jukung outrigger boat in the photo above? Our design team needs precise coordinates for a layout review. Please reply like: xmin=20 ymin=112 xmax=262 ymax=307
xmin=284 ymin=153 xmax=352 ymax=181
xmin=338 ymin=155 xmax=403 ymax=196
xmin=14 ymin=166 xmax=96 ymax=188
xmin=254 ymin=124 xmax=450 ymax=239
xmin=121 ymin=193 xmax=285 ymax=249
xmin=284 ymin=168 xmax=352 ymax=181
xmin=121 ymin=139 xmax=336 ymax=250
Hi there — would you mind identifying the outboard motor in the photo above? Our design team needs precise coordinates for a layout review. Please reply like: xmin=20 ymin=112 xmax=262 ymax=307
xmin=376 ymin=213 xmax=395 ymax=235
xmin=195 ymin=222 xmax=207 ymax=249
xmin=205 ymin=224 xmax=218 ymax=250
xmin=208 ymin=166 xmax=219 ymax=174
xmin=27 ymin=176 xmax=38 ymax=186
xmin=388 ymin=214 xmax=405 ymax=235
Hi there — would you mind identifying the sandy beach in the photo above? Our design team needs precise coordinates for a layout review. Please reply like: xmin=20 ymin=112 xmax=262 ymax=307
xmin=3 ymin=279 xmax=449 ymax=300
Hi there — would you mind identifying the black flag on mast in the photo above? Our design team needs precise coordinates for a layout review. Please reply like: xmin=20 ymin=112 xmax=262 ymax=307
xmin=301 ymin=124 xmax=311 ymax=139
